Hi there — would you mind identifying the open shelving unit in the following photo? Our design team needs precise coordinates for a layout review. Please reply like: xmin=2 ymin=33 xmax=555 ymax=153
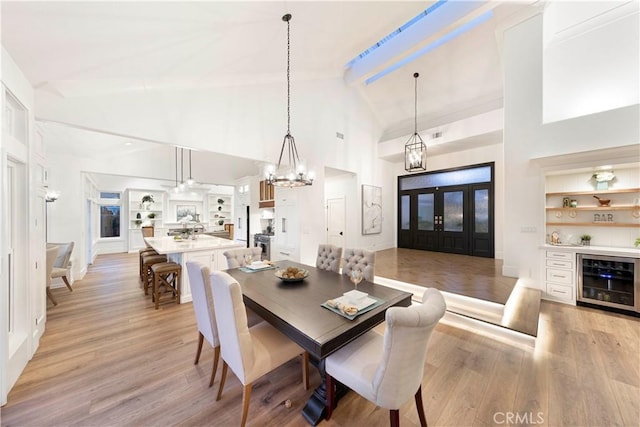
xmin=128 ymin=189 xmax=164 ymax=250
xmin=545 ymin=188 xmax=640 ymax=228
xmin=208 ymin=193 xmax=232 ymax=229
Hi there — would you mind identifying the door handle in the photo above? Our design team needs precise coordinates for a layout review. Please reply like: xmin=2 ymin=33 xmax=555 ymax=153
xmin=339 ymin=231 xmax=343 ymax=235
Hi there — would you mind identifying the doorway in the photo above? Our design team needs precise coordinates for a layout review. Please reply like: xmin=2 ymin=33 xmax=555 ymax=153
xmin=398 ymin=163 xmax=494 ymax=258
xmin=86 ymin=199 xmax=93 ymax=264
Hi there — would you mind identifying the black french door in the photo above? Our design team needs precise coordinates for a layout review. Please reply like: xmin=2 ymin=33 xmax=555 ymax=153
xmin=398 ymin=164 xmax=494 ymax=258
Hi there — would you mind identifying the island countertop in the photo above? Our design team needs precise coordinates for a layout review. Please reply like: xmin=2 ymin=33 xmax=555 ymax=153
xmin=145 ymin=235 xmax=243 ymax=255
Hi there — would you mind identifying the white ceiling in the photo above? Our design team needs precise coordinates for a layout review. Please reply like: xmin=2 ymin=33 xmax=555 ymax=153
xmin=1 ymin=0 xmax=536 ymax=182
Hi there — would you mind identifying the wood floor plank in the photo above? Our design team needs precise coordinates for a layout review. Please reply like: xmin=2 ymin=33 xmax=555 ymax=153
xmin=2 ymin=251 xmax=638 ymax=427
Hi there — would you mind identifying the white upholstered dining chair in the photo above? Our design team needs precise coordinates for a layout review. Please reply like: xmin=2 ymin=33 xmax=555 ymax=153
xmin=222 ymin=247 xmax=263 ymax=269
xmin=325 ymin=288 xmax=446 ymax=427
xmin=210 ymin=270 xmax=309 ymax=427
xmin=342 ymin=248 xmax=376 ymax=282
xmin=186 ymin=261 xmax=222 ymax=387
xmin=315 ymin=244 xmax=342 ymax=273
xmin=186 ymin=261 xmax=263 ymax=388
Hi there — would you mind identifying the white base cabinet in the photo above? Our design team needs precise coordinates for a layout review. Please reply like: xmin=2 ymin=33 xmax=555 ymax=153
xmin=544 ymin=250 xmax=575 ymax=303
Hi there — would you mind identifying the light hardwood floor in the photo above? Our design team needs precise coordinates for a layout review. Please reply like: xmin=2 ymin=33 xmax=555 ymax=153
xmin=2 ymin=252 xmax=639 ymax=426
xmin=375 ymin=248 xmax=517 ymax=304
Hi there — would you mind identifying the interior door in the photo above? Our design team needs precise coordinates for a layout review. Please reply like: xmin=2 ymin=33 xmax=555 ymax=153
xmin=326 ymin=198 xmax=345 ymax=248
xmin=2 ymin=157 xmax=29 ymax=404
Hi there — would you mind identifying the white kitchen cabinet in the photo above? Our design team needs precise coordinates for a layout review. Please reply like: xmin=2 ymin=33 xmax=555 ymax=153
xmin=273 ymin=187 xmax=299 ymax=262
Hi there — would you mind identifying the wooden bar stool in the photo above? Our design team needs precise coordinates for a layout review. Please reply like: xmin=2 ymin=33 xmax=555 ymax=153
xmin=139 ymin=247 xmax=158 ymax=281
xmin=141 ymin=254 xmax=167 ymax=295
xmin=151 ymin=262 xmax=182 ymax=310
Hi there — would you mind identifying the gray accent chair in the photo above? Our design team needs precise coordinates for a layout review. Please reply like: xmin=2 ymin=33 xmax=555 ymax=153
xmin=342 ymin=248 xmax=376 ymax=282
xmin=315 ymin=244 xmax=342 ymax=273
xmin=45 ymin=246 xmax=59 ymax=306
xmin=47 ymin=241 xmax=74 ymax=291
xmin=325 ymin=288 xmax=446 ymax=426
xmin=222 ymin=247 xmax=263 ymax=269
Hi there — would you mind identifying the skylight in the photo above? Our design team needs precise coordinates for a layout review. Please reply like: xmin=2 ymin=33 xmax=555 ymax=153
xmin=345 ymin=0 xmax=448 ymax=69
xmin=365 ymin=9 xmax=494 ymax=85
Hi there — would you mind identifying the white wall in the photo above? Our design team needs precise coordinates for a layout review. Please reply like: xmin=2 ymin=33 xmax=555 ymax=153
xmin=543 ymin=1 xmax=639 ymax=123
xmin=503 ymin=10 xmax=640 ymax=283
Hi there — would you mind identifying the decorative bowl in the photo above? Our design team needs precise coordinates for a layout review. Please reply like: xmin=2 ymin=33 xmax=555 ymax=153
xmin=275 ymin=267 xmax=309 ymax=282
xmin=597 ymin=199 xmax=611 ymax=206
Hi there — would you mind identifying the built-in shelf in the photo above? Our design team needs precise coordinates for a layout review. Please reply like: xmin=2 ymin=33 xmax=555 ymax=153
xmin=546 ymin=187 xmax=640 ymax=230
xmin=208 ymin=193 xmax=232 ymax=227
xmin=546 ymin=206 xmax=638 ymax=211
xmin=546 ymin=188 xmax=640 ymax=196
xmin=546 ymin=222 xmax=640 ymax=228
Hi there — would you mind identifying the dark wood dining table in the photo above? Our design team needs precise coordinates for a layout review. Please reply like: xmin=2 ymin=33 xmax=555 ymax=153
xmin=226 ymin=261 xmax=412 ymax=425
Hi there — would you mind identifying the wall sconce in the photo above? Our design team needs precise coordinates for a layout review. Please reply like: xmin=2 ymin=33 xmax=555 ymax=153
xmin=45 ymin=190 xmax=60 ymax=203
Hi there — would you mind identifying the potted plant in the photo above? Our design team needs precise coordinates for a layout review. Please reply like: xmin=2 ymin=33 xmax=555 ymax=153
xmin=635 ymin=237 xmax=640 ymax=248
xmin=147 ymin=212 xmax=156 ymax=219
xmin=135 ymin=219 xmax=143 ymax=227
xmin=580 ymin=234 xmax=592 ymax=246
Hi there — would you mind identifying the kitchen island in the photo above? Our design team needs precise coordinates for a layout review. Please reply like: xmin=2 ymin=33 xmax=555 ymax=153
xmin=144 ymin=235 xmax=244 ymax=303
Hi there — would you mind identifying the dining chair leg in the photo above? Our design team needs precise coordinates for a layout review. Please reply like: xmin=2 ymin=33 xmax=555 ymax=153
xmin=209 ymin=345 xmax=220 ymax=388
xmin=46 ymin=287 xmax=58 ymax=306
xmin=216 ymin=361 xmax=228 ymax=401
xmin=414 ymin=386 xmax=428 ymax=427
xmin=325 ymin=374 xmax=335 ymax=420
xmin=194 ymin=332 xmax=204 ymax=364
xmin=390 ymin=409 xmax=400 ymax=427
xmin=240 ymin=383 xmax=252 ymax=427
xmin=301 ymin=352 xmax=309 ymax=390
xmin=62 ymin=276 xmax=73 ymax=291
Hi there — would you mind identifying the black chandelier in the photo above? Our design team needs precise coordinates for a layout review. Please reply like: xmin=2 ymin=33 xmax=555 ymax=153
xmin=405 ymin=72 xmax=427 ymax=172
xmin=265 ymin=13 xmax=313 ymax=187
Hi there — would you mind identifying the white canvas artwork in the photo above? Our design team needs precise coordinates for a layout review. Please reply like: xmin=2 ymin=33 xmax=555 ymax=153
xmin=362 ymin=185 xmax=382 ymax=235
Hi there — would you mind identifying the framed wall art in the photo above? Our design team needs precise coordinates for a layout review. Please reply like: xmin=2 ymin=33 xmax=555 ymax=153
xmin=176 ymin=205 xmax=196 ymax=222
xmin=362 ymin=184 xmax=382 ymax=235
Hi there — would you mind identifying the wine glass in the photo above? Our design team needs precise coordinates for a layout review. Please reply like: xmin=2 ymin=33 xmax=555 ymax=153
xmin=244 ymin=254 xmax=253 ymax=266
xmin=350 ymin=270 xmax=363 ymax=290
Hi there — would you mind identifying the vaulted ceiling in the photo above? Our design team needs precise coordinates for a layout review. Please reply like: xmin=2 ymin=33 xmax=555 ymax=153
xmin=1 ymin=0 xmax=537 ymax=183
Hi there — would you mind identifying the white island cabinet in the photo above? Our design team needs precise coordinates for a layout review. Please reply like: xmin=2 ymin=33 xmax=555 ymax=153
xmin=144 ymin=235 xmax=243 ymax=303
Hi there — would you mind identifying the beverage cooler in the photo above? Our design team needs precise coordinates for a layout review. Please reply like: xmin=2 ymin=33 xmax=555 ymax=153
xmin=578 ymin=254 xmax=639 ymax=314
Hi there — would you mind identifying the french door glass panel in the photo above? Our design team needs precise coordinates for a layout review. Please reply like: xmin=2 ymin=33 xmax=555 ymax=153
xmin=443 ymin=191 xmax=463 ymax=232
xmin=417 ymin=193 xmax=434 ymax=231
xmin=401 ymin=195 xmax=410 ymax=230
xmin=474 ymin=189 xmax=489 ymax=233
